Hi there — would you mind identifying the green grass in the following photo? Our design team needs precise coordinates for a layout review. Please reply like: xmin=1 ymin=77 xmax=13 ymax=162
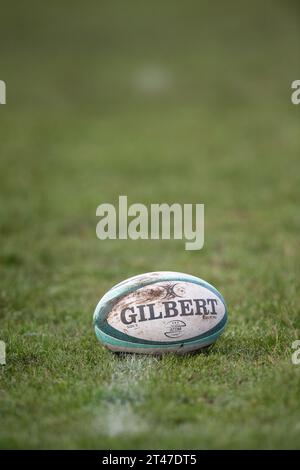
xmin=0 ymin=0 xmax=300 ymax=449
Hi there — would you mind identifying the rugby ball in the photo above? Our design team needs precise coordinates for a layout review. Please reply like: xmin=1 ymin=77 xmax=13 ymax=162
xmin=93 ymin=271 xmax=228 ymax=354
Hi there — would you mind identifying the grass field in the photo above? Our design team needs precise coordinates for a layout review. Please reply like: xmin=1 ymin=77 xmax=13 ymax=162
xmin=0 ymin=0 xmax=300 ymax=449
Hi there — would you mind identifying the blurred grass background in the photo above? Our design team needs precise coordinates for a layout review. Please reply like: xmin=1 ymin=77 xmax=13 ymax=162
xmin=0 ymin=0 xmax=300 ymax=449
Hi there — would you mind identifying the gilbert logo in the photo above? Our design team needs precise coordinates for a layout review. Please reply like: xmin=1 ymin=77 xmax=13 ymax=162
xmin=0 ymin=80 xmax=6 ymax=104
xmin=120 ymin=297 xmax=219 ymax=325
xmin=291 ymin=80 xmax=300 ymax=105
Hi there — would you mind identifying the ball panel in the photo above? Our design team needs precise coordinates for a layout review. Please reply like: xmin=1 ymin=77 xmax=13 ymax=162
xmin=95 ymin=323 xmax=226 ymax=354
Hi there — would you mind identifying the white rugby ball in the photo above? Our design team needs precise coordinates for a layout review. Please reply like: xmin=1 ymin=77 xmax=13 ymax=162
xmin=93 ymin=271 xmax=228 ymax=354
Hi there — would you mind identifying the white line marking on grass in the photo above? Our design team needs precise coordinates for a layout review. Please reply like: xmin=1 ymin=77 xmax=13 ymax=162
xmin=94 ymin=355 xmax=158 ymax=437
xmin=104 ymin=403 xmax=145 ymax=437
